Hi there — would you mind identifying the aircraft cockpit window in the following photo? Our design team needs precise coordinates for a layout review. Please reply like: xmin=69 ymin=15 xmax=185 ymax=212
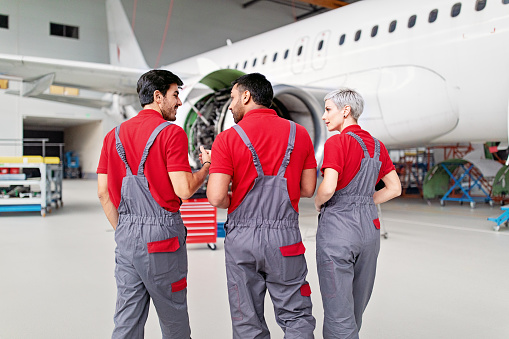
xmin=243 ymin=61 xmax=247 ymax=69
xmin=408 ymin=15 xmax=417 ymax=28
xmin=297 ymin=46 xmax=303 ymax=56
xmin=371 ymin=25 xmax=378 ymax=37
xmin=389 ymin=20 xmax=397 ymax=33
xmin=253 ymin=58 xmax=257 ymax=67
xmin=451 ymin=3 xmax=462 ymax=17
xmin=0 ymin=14 xmax=8 ymax=29
xmin=273 ymin=53 xmax=278 ymax=62
xmin=262 ymin=55 xmax=267 ymax=64
xmin=475 ymin=0 xmax=487 ymax=11
xmin=355 ymin=30 xmax=361 ymax=41
xmin=318 ymin=40 xmax=324 ymax=51
xmin=339 ymin=34 xmax=346 ymax=45
xmin=50 ymin=22 xmax=79 ymax=39
xmin=504 ymin=0 xmax=509 ymax=5
xmin=429 ymin=9 xmax=438 ymax=23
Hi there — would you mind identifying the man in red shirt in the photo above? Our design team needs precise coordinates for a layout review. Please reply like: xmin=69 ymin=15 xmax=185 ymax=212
xmin=97 ymin=70 xmax=210 ymax=339
xmin=207 ymin=73 xmax=317 ymax=339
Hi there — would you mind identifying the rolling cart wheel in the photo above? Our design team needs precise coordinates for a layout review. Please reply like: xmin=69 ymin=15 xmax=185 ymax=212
xmin=470 ymin=202 xmax=476 ymax=209
xmin=440 ymin=200 xmax=445 ymax=206
xmin=41 ymin=209 xmax=46 ymax=217
xmin=383 ymin=233 xmax=388 ymax=239
xmin=493 ymin=225 xmax=500 ymax=232
xmin=207 ymin=243 xmax=217 ymax=250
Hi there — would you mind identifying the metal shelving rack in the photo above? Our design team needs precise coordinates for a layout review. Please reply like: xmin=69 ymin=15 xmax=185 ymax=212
xmin=0 ymin=138 xmax=64 ymax=216
xmin=0 ymin=158 xmax=63 ymax=216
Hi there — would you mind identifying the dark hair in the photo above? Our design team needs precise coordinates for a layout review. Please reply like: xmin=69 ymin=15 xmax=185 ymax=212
xmin=137 ymin=69 xmax=183 ymax=107
xmin=231 ymin=73 xmax=273 ymax=108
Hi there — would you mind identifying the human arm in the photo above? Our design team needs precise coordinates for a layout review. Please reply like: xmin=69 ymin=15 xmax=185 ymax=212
xmin=97 ymin=173 xmax=119 ymax=230
xmin=314 ymin=168 xmax=339 ymax=212
xmin=300 ymin=168 xmax=317 ymax=197
xmin=373 ymin=170 xmax=401 ymax=205
xmin=169 ymin=146 xmax=211 ymax=200
xmin=206 ymin=173 xmax=232 ymax=209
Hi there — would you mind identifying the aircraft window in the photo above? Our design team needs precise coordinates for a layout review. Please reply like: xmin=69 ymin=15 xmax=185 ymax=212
xmin=50 ymin=22 xmax=79 ymax=39
xmin=451 ymin=3 xmax=462 ymax=17
xmin=339 ymin=34 xmax=346 ymax=45
xmin=297 ymin=45 xmax=303 ymax=56
xmin=226 ymin=65 xmax=230 ymax=69
xmin=0 ymin=14 xmax=8 ymax=29
xmin=262 ymin=55 xmax=267 ymax=65
xmin=243 ymin=61 xmax=247 ymax=69
xmin=253 ymin=58 xmax=257 ymax=67
xmin=408 ymin=15 xmax=417 ymax=28
xmin=273 ymin=52 xmax=278 ymax=62
xmin=371 ymin=25 xmax=378 ymax=37
xmin=429 ymin=9 xmax=438 ymax=23
xmin=318 ymin=40 xmax=324 ymax=51
xmin=504 ymin=0 xmax=509 ymax=4
xmin=284 ymin=49 xmax=289 ymax=59
xmin=235 ymin=63 xmax=238 ymax=69
xmin=389 ymin=20 xmax=397 ymax=33
xmin=354 ymin=30 xmax=361 ymax=41
xmin=476 ymin=0 xmax=487 ymax=10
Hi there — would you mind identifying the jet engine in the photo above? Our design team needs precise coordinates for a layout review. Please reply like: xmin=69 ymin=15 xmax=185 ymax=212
xmin=176 ymin=70 xmax=327 ymax=168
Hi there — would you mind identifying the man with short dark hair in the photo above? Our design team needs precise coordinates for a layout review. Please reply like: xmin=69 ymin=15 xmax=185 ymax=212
xmin=97 ymin=69 xmax=210 ymax=339
xmin=207 ymin=73 xmax=317 ymax=338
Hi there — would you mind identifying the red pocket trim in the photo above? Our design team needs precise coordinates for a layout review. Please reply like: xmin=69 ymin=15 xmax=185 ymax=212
xmin=373 ymin=218 xmax=380 ymax=230
xmin=279 ymin=241 xmax=306 ymax=257
xmin=147 ymin=236 xmax=180 ymax=253
xmin=300 ymin=283 xmax=311 ymax=297
xmin=171 ymin=277 xmax=187 ymax=292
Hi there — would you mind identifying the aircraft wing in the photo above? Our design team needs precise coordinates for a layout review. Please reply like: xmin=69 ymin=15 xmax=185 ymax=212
xmin=0 ymin=53 xmax=145 ymax=94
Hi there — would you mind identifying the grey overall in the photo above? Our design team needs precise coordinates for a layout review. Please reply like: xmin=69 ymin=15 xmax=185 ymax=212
xmin=112 ymin=122 xmax=191 ymax=339
xmin=316 ymin=132 xmax=382 ymax=339
xmin=224 ymin=121 xmax=316 ymax=339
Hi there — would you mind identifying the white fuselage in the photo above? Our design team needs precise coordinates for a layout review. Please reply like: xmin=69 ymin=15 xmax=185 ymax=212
xmin=168 ymin=0 xmax=509 ymax=147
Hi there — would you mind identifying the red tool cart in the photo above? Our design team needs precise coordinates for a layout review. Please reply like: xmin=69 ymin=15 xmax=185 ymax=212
xmin=180 ymin=198 xmax=217 ymax=250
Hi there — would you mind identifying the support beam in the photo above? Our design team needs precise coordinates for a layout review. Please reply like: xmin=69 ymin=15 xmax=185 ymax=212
xmin=297 ymin=0 xmax=349 ymax=9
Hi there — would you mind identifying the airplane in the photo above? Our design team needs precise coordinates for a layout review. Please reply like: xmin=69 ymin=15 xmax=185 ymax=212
xmin=1 ymin=0 xmax=508 ymax=171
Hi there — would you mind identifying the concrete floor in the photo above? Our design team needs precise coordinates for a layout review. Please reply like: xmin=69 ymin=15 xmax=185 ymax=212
xmin=1 ymin=179 xmax=508 ymax=338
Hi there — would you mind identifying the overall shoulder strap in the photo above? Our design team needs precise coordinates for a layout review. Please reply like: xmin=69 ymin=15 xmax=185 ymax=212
xmin=137 ymin=122 xmax=173 ymax=176
xmin=115 ymin=124 xmax=133 ymax=176
xmin=277 ymin=121 xmax=296 ymax=177
xmin=372 ymin=137 xmax=381 ymax=161
xmin=346 ymin=131 xmax=370 ymax=159
xmin=233 ymin=124 xmax=264 ymax=177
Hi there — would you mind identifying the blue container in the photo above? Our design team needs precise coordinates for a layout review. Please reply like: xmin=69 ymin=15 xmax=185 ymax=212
xmin=217 ymin=221 xmax=226 ymax=238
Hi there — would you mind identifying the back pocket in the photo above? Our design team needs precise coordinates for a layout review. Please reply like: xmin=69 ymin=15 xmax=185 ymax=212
xmin=147 ymin=236 xmax=180 ymax=276
xmin=279 ymin=241 xmax=307 ymax=282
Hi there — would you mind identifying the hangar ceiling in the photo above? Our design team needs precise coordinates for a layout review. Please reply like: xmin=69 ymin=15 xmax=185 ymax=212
xmin=120 ymin=0 xmax=362 ymax=68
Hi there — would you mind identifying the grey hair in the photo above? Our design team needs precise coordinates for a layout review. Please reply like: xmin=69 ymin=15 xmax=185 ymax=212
xmin=324 ymin=88 xmax=364 ymax=121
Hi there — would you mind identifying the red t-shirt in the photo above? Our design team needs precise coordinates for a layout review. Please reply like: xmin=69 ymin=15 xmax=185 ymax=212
xmin=97 ymin=109 xmax=191 ymax=212
xmin=321 ymin=124 xmax=395 ymax=191
xmin=210 ymin=109 xmax=317 ymax=214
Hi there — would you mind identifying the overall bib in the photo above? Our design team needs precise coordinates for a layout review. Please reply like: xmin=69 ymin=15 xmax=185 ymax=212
xmin=112 ymin=122 xmax=191 ymax=339
xmin=316 ymin=132 xmax=381 ymax=339
xmin=224 ymin=121 xmax=316 ymax=339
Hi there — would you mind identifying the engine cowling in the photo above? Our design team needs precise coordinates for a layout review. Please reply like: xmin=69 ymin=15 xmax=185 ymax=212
xmin=175 ymin=70 xmax=327 ymax=168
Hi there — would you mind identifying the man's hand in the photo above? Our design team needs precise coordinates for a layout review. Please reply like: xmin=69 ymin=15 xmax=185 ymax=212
xmin=199 ymin=146 xmax=211 ymax=165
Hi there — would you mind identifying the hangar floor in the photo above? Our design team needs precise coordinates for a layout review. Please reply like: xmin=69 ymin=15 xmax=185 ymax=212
xmin=1 ymin=179 xmax=508 ymax=339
